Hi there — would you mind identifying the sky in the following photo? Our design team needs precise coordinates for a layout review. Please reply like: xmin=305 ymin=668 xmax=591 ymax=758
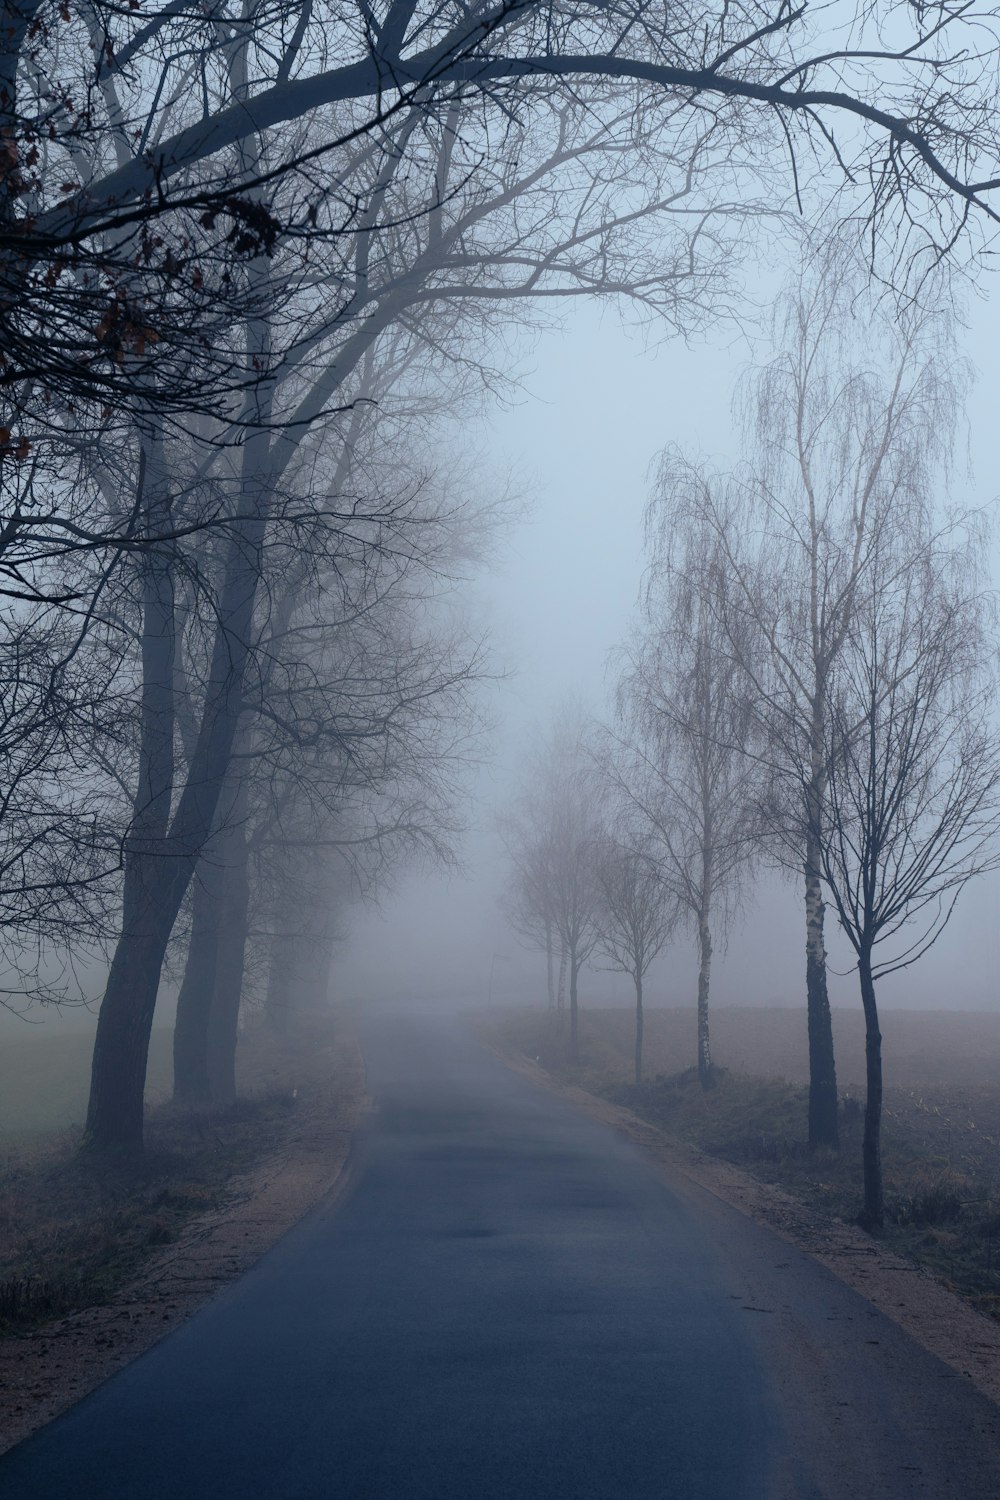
xmin=335 ymin=280 xmax=1000 ymax=1018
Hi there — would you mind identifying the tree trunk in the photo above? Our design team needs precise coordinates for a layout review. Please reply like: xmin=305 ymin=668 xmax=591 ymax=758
xmin=84 ymin=432 xmax=177 ymax=1153
xmin=264 ymin=930 xmax=296 ymax=1035
xmin=697 ymin=910 xmax=714 ymax=1090
xmin=172 ymin=852 xmax=226 ymax=1105
xmin=85 ymin=915 xmax=176 ymax=1152
xmin=86 ymin=519 xmax=269 ymax=1148
xmin=634 ymin=970 xmax=643 ymax=1086
xmin=804 ymin=826 xmax=839 ymax=1149
xmin=555 ymin=945 xmax=567 ymax=1033
xmin=569 ymin=950 xmax=580 ymax=1062
xmin=545 ymin=919 xmax=555 ymax=1010
xmin=301 ymin=935 xmax=335 ymax=1013
xmin=206 ymin=812 xmax=251 ymax=1105
xmin=858 ymin=942 xmax=884 ymax=1232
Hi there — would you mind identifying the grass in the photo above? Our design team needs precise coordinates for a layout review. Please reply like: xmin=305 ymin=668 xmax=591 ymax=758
xmin=0 ymin=1092 xmax=300 ymax=1333
xmin=0 ymin=1024 xmax=173 ymax=1145
xmin=0 ymin=1017 xmax=330 ymax=1334
xmin=491 ymin=1007 xmax=1000 ymax=1322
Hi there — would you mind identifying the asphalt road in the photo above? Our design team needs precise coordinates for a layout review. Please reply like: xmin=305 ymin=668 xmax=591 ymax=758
xmin=3 ymin=1011 xmax=1000 ymax=1498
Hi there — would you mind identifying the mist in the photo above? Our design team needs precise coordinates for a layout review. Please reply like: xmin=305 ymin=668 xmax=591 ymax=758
xmin=336 ymin=300 xmax=1000 ymax=1019
xmin=6 ymin=4 xmax=1000 ymax=1491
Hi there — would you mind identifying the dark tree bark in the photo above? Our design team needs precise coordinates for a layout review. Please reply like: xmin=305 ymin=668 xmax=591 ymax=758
xmin=696 ymin=904 xmax=714 ymax=1091
xmin=858 ymin=941 xmax=884 ymax=1231
xmin=569 ymin=950 xmax=580 ymax=1061
xmin=174 ymin=768 xmax=251 ymax=1107
xmin=84 ymin=433 xmax=177 ymax=1153
xmin=172 ymin=851 xmax=226 ymax=1105
xmin=633 ymin=970 xmax=643 ymax=1085
xmin=805 ymin=814 xmax=839 ymax=1149
xmin=205 ymin=811 xmax=251 ymax=1105
xmin=85 ymin=375 xmax=272 ymax=1152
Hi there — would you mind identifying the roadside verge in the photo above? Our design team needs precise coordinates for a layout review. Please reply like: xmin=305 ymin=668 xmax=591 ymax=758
xmin=479 ymin=1021 xmax=1000 ymax=1411
xmin=0 ymin=1015 xmax=368 ymax=1456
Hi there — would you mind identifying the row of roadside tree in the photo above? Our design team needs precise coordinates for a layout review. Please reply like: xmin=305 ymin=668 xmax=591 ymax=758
xmin=503 ymin=247 xmax=1000 ymax=1232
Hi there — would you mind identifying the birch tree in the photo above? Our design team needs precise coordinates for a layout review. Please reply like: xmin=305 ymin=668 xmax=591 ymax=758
xmin=654 ymin=251 xmax=967 ymax=1141
xmin=818 ymin=523 xmax=1000 ymax=1230
xmin=610 ymin=506 xmax=758 ymax=1088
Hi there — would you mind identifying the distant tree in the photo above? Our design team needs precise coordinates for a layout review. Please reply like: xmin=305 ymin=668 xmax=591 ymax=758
xmin=818 ymin=524 xmax=1000 ymax=1231
xmin=609 ymin=506 xmax=759 ymax=1089
xmin=500 ymin=819 xmax=561 ymax=1016
xmin=503 ymin=709 xmax=601 ymax=1060
xmin=170 ymin=421 xmax=492 ymax=1105
xmin=592 ymin=832 xmax=674 ymax=1083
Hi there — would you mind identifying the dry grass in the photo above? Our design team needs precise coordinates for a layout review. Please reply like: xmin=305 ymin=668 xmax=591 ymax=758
xmin=491 ymin=1004 xmax=1000 ymax=1321
xmin=0 ymin=1016 xmax=332 ymax=1333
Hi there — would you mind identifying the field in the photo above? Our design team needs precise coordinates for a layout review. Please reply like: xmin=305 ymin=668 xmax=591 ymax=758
xmin=0 ymin=1026 xmax=173 ymax=1147
xmin=0 ymin=1017 xmax=332 ymax=1333
xmin=491 ymin=1004 xmax=1000 ymax=1320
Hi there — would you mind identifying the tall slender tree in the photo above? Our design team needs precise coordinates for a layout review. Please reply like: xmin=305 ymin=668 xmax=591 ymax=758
xmin=652 ymin=248 xmax=967 ymax=1139
xmin=818 ymin=520 xmax=1000 ymax=1229
xmin=610 ymin=504 xmax=759 ymax=1088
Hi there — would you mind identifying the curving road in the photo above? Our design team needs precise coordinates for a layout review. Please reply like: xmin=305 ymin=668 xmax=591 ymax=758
xmin=3 ymin=1010 xmax=1000 ymax=1498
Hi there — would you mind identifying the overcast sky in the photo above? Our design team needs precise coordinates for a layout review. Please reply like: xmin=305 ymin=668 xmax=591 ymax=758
xmin=336 ymin=278 xmax=1000 ymax=1017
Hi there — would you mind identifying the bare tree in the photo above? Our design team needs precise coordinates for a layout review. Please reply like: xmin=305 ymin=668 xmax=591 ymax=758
xmin=9 ymin=3 xmax=1000 ymax=373
xmin=80 ymin=58 xmax=765 ymax=1151
xmin=654 ymin=248 xmax=967 ymax=1140
xmin=503 ymin=709 xmax=601 ymax=1060
xmin=6 ymin=2 xmax=1000 ymax=1150
xmin=610 ymin=505 xmax=759 ymax=1088
xmin=3 ymin=1 xmax=999 ymax=596
xmin=500 ymin=820 xmax=561 ymax=1015
xmin=592 ymin=831 xmax=674 ymax=1083
xmin=169 ymin=395 xmax=495 ymax=1105
xmin=818 ymin=523 xmax=1000 ymax=1230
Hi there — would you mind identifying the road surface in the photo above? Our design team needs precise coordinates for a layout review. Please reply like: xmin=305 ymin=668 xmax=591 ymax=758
xmin=3 ymin=1011 xmax=1000 ymax=1497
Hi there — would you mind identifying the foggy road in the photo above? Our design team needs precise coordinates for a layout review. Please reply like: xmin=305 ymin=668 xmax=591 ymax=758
xmin=4 ymin=1012 xmax=1000 ymax=1499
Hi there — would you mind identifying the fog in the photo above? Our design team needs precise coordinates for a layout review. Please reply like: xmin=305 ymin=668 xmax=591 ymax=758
xmin=6 ymin=5 xmax=1000 ymax=1139
xmin=336 ymin=297 xmax=1000 ymax=1017
xmin=12 ymin=7 xmax=1000 ymax=1488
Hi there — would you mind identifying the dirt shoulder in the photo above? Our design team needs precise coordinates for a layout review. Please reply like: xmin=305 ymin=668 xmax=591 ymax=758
xmin=0 ymin=1016 xmax=368 ymax=1456
xmin=479 ymin=1020 xmax=1000 ymax=1412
